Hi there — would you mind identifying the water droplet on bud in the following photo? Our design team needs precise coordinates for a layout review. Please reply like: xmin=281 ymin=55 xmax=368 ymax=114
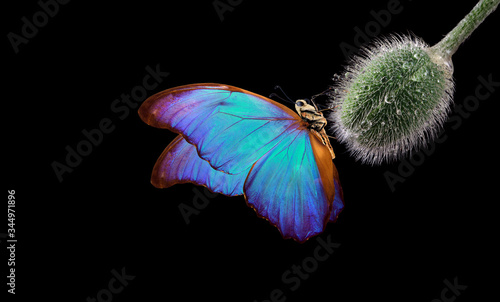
xmin=384 ymin=95 xmax=392 ymax=104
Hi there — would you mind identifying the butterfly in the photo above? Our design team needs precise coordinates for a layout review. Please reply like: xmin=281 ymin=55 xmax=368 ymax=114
xmin=138 ymin=83 xmax=344 ymax=243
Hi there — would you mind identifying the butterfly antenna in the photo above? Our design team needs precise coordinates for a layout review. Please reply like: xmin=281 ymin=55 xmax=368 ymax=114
xmin=269 ymin=92 xmax=293 ymax=105
xmin=273 ymin=85 xmax=295 ymax=104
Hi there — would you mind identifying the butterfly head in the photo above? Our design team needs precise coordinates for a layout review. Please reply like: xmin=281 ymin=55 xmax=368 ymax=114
xmin=295 ymin=99 xmax=316 ymax=113
xmin=295 ymin=99 xmax=327 ymax=132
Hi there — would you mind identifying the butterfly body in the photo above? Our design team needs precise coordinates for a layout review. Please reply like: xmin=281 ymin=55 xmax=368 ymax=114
xmin=295 ymin=99 xmax=335 ymax=160
xmin=139 ymin=83 xmax=344 ymax=243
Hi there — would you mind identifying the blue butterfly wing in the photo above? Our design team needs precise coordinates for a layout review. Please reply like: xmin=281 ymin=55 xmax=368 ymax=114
xmin=244 ymin=127 xmax=342 ymax=242
xmin=139 ymin=83 xmax=299 ymax=175
xmin=151 ymin=134 xmax=249 ymax=196
xmin=139 ymin=83 xmax=344 ymax=242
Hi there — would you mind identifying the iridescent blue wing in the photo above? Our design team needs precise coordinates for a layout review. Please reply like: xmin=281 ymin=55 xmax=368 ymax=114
xmin=139 ymin=83 xmax=299 ymax=175
xmin=151 ymin=134 xmax=249 ymax=196
xmin=244 ymin=128 xmax=342 ymax=242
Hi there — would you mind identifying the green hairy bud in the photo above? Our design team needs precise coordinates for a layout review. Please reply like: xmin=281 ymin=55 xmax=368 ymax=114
xmin=328 ymin=0 xmax=499 ymax=165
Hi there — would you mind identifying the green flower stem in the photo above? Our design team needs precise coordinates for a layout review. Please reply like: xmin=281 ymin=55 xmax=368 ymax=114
xmin=431 ymin=0 xmax=499 ymax=60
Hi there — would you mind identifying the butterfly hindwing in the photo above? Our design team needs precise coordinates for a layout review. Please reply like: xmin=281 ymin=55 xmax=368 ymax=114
xmin=151 ymin=134 xmax=249 ymax=196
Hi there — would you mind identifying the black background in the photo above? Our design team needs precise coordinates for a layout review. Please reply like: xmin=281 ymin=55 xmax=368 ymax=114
xmin=3 ymin=0 xmax=499 ymax=301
